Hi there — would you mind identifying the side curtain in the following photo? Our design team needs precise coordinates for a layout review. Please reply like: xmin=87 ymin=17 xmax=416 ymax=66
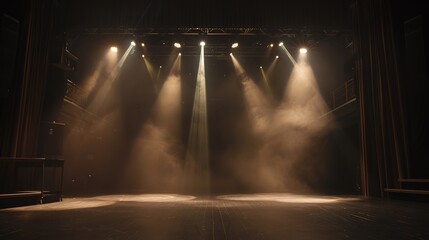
xmin=7 ymin=0 xmax=54 ymax=157
xmin=353 ymin=0 xmax=409 ymax=197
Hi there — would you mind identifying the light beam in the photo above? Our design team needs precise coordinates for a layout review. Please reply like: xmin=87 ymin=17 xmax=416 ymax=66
xmin=124 ymin=55 xmax=184 ymax=192
xmin=185 ymin=43 xmax=209 ymax=194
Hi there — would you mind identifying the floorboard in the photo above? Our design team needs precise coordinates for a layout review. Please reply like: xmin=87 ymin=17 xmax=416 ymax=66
xmin=0 ymin=193 xmax=428 ymax=239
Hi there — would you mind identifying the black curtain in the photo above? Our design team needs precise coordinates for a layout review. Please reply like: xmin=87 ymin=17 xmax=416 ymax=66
xmin=6 ymin=0 xmax=54 ymax=157
xmin=353 ymin=0 xmax=409 ymax=197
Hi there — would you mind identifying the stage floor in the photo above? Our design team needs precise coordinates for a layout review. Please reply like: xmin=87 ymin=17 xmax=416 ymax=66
xmin=1 ymin=193 xmax=428 ymax=239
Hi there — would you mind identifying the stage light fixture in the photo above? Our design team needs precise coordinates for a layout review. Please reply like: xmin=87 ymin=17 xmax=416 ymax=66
xmin=160 ymin=66 xmax=162 ymax=68
xmin=299 ymin=48 xmax=308 ymax=54
xmin=110 ymin=46 xmax=118 ymax=52
xmin=276 ymin=55 xmax=279 ymax=59
xmin=142 ymin=54 xmax=145 ymax=58
xmin=131 ymin=41 xmax=136 ymax=46
xmin=179 ymin=53 xmax=182 ymax=56
xmin=141 ymin=43 xmax=145 ymax=47
xmin=229 ymin=53 xmax=233 ymax=56
xmin=200 ymin=41 xmax=205 ymax=46
xmin=270 ymin=43 xmax=274 ymax=47
xmin=279 ymin=42 xmax=284 ymax=46
xmin=231 ymin=42 xmax=238 ymax=48
xmin=260 ymin=66 xmax=262 ymax=69
xmin=174 ymin=42 xmax=181 ymax=48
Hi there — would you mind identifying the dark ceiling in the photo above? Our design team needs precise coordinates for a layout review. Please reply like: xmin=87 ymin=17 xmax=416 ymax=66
xmin=61 ymin=0 xmax=353 ymax=58
xmin=64 ymin=0 xmax=353 ymax=35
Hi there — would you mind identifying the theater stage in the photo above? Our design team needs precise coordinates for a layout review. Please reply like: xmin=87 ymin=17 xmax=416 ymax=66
xmin=1 ymin=193 xmax=428 ymax=239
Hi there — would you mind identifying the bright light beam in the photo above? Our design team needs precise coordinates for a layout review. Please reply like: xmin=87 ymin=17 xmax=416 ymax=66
xmin=82 ymin=48 xmax=118 ymax=95
xmin=266 ymin=50 xmax=335 ymax=191
xmin=230 ymin=53 xmax=272 ymax=135
xmin=260 ymin=67 xmax=273 ymax=100
xmin=230 ymin=53 xmax=245 ymax=76
xmin=143 ymin=56 xmax=157 ymax=92
xmin=279 ymin=44 xmax=297 ymax=66
xmin=266 ymin=55 xmax=279 ymax=79
xmin=185 ymin=43 xmax=209 ymax=194
xmin=280 ymin=53 xmax=331 ymax=127
xmin=86 ymin=44 xmax=134 ymax=114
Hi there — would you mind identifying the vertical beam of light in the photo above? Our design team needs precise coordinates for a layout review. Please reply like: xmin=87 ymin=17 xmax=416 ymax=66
xmin=184 ymin=44 xmax=209 ymax=194
xmin=262 ymin=49 xmax=336 ymax=192
xmin=260 ymin=56 xmax=278 ymax=101
xmin=86 ymin=44 xmax=134 ymax=115
xmin=281 ymin=52 xmax=330 ymax=122
xmin=260 ymin=68 xmax=269 ymax=90
xmin=266 ymin=56 xmax=278 ymax=79
xmin=123 ymin=55 xmax=184 ymax=192
xmin=231 ymin=54 xmax=272 ymax=135
xmin=142 ymin=56 xmax=156 ymax=91
xmin=154 ymin=67 xmax=162 ymax=93
xmin=280 ymin=45 xmax=297 ymax=66
xmin=228 ymin=50 xmax=337 ymax=194
xmin=279 ymin=50 xmax=333 ymax=130
xmin=260 ymin=67 xmax=273 ymax=101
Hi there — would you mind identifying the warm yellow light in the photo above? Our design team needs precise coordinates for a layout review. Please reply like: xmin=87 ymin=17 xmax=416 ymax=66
xmin=110 ymin=46 xmax=118 ymax=52
xmin=159 ymin=65 xmax=162 ymax=68
xmin=200 ymin=41 xmax=205 ymax=46
xmin=260 ymin=66 xmax=262 ymax=69
xmin=299 ymin=48 xmax=308 ymax=54
xmin=142 ymin=54 xmax=145 ymax=58
xmin=231 ymin=42 xmax=238 ymax=48
xmin=270 ymin=43 xmax=274 ymax=47
xmin=229 ymin=53 xmax=233 ymax=56
xmin=279 ymin=42 xmax=284 ymax=46
xmin=141 ymin=43 xmax=145 ymax=47
xmin=276 ymin=55 xmax=279 ymax=59
xmin=131 ymin=41 xmax=136 ymax=46
xmin=174 ymin=42 xmax=181 ymax=48
xmin=179 ymin=53 xmax=181 ymax=56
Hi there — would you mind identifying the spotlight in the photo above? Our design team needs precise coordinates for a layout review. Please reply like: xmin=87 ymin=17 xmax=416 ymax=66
xmin=200 ymin=41 xmax=205 ymax=46
xmin=279 ymin=42 xmax=284 ymax=46
xmin=179 ymin=53 xmax=181 ymax=56
xmin=276 ymin=55 xmax=279 ymax=59
xmin=299 ymin=48 xmax=308 ymax=54
xmin=260 ymin=66 xmax=262 ymax=69
xmin=131 ymin=41 xmax=136 ymax=46
xmin=174 ymin=42 xmax=181 ymax=48
xmin=110 ymin=46 xmax=118 ymax=52
xmin=229 ymin=53 xmax=233 ymax=56
xmin=270 ymin=43 xmax=274 ymax=47
xmin=159 ymin=66 xmax=162 ymax=68
xmin=141 ymin=43 xmax=145 ymax=47
xmin=142 ymin=54 xmax=145 ymax=58
xmin=231 ymin=42 xmax=238 ymax=48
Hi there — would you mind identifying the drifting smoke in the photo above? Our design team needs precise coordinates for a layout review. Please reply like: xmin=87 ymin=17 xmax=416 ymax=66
xmin=62 ymin=111 xmax=126 ymax=194
xmin=230 ymin=56 xmax=337 ymax=193
xmin=241 ymin=76 xmax=273 ymax=135
xmin=124 ymin=118 xmax=184 ymax=192
xmin=122 ymin=57 xmax=184 ymax=192
xmin=85 ymin=44 xmax=134 ymax=115
xmin=82 ymin=50 xmax=118 ymax=95
xmin=61 ymin=47 xmax=136 ymax=194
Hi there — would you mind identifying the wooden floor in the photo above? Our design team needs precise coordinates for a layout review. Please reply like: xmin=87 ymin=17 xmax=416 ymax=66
xmin=0 ymin=193 xmax=428 ymax=239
